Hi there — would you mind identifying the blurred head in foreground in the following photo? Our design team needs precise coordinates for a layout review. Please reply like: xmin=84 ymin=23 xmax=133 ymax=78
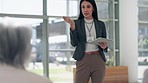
xmin=0 ymin=18 xmax=53 ymax=83
xmin=0 ymin=22 xmax=32 ymax=69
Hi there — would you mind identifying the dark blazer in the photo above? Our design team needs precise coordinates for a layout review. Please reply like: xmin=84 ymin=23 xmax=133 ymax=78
xmin=70 ymin=18 xmax=107 ymax=62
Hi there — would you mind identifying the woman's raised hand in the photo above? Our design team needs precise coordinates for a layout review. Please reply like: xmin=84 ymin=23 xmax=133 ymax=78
xmin=63 ymin=16 xmax=75 ymax=30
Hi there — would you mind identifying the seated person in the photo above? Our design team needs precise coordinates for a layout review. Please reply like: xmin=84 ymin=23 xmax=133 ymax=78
xmin=0 ymin=21 xmax=52 ymax=83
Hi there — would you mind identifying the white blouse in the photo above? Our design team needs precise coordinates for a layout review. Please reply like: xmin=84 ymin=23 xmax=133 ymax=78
xmin=84 ymin=18 xmax=99 ymax=52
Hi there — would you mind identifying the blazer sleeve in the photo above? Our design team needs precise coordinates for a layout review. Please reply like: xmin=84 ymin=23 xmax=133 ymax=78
xmin=70 ymin=20 xmax=78 ymax=47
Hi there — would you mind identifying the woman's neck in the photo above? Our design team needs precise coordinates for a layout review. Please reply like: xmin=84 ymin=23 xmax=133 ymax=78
xmin=84 ymin=16 xmax=93 ymax=20
xmin=84 ymin=18 xmax=93 ymax=24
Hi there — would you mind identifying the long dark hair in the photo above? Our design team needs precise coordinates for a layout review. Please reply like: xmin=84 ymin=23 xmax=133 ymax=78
xmin=78 ymin=0 xmax=98 ymax=20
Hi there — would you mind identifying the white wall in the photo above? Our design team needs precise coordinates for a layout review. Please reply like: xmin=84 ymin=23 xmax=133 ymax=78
xmin=119 ymin=0 xmax=138 ymax=82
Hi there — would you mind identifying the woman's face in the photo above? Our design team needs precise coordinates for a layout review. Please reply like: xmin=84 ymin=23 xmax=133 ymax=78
xmin=81 ymin=1 xmax=93 ymax=20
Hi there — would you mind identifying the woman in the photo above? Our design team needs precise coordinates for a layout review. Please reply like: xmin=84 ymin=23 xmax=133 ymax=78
xmin=63 ymin=0 xmax=107 ymax=83
xmin=0 ymin=22 xmax=52 ymax=83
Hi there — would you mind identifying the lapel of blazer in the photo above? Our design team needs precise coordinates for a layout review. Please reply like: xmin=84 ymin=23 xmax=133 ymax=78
xmin=80 ymin=19 xmax=86 ymax=41
xmin=94 ymin=19 xmax=100 ymax=38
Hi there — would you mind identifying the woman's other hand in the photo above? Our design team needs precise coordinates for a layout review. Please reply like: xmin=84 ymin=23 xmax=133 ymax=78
xmin=63 ymin=16 xmax=75 ymax=30
xmin=98 ymin=42 xmax=108 ymax=49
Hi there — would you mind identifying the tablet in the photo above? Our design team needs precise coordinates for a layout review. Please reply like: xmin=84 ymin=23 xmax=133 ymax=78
xmin=89 ymin=37 xmax=112 ymax=45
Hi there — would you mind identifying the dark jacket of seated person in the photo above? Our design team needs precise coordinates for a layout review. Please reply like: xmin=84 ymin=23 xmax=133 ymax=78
xmin=0 ymin=22 xmax=52 ymax=83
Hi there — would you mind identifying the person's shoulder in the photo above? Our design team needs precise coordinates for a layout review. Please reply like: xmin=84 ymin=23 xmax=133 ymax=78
xmin=0 ymin=65 xmax=52 ymax=83
xmin=14 ymin=67 xmax=52 ymax=83
xmin=74 ymin=19 xmax=82 ymax=23
xmin=73 ymin=19 xmax=84 ymax=26
xmin=24 ymin=71 xmax=52 ymax=83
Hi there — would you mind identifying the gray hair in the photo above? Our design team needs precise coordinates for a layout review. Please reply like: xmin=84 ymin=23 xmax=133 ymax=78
xmin=0 ymin=23 xmax=32 ymax=68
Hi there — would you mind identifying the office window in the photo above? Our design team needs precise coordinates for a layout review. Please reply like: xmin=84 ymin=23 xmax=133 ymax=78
xmin=47 ymin=0 xmax=66 ymax=16
xmin=139 ymin=0 xmax=148 ymax=5
xmin=0 ymin=0 xmax=42 ymax=15
xmin=138 ymin=0 xmax=148 ymax=81
xmin=139 ymin=7 xmax=148 ymax=21
xmin=69 ymin=1 xmax=78 ymax=16
xmin=97 ymin=2 xmax=109 ymax=19
xmin=47 ymin=0 xmax=78 ymax=16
